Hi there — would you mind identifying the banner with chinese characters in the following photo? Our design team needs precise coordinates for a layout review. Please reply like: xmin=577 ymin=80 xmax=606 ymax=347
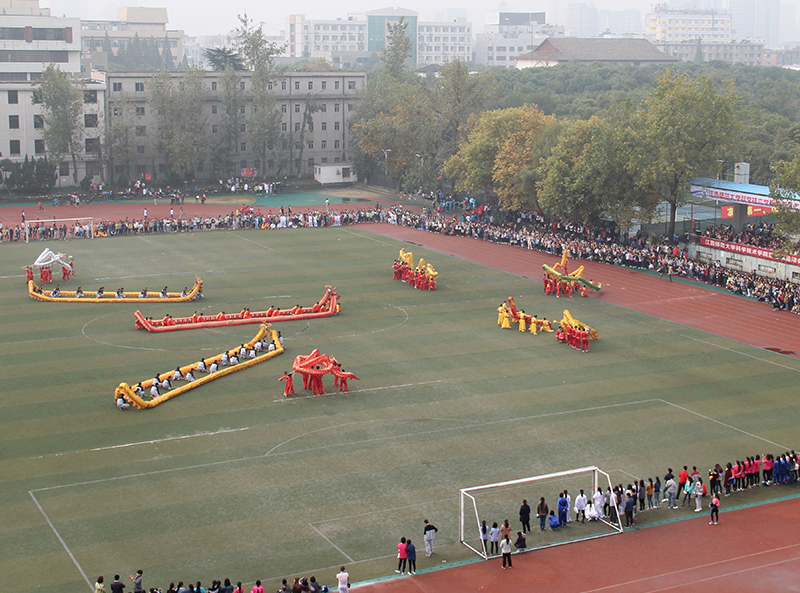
xmin=699 ymin=237 xmax=800 ymax=265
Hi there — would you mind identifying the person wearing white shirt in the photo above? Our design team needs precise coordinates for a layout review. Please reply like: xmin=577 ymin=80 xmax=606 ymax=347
xmin=335 ymin=567 xmax=349 ymax=593
xmin=575 ymin=489 xmax=588 ymax=523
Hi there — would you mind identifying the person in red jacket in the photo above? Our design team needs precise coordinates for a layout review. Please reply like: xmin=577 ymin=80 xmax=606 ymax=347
xmin=338 ymin=370 xmax=360 ymax=392
xmin=26 ymin=266 xmax=33 ymax=284
xmin=279 ymin=371 xmax=295 ymax=397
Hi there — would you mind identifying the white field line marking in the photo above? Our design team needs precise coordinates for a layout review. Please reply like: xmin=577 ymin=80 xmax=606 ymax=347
xmin=0 ymin=274 xmax=25 ymax=279
xmin=308 ymin=523 xmax=354 ymax=563
xmin=28 ymin=491 xmax=93 ymax=592
xmin=95 ymin=270 xmax=215 ymax=281
xmin=0 ymin=335 xmax=74 ymax=346
xmin=273 ymin=380 xmax=444 ymax=402
xmin=657 ymin=399 xmax=790 ymax=450
xmin=335 ymin=306 xmax=409 ymax=338
xmin=311 ymin=496 xmax=457 ymax=525
xmin=90 ymin=427 xmax=249 ymax=451
xmin=227 ymin=232 xmax=274 ymax=250
xmin=27 ymin=400 xmax=663 ymax=493
xmin=81 ymin=311 xmax=167 ymax=351
xmin=341 ymin=228 xmax=397 ymax=246
xmin=578 ymin=541 xmax=800 ymax=593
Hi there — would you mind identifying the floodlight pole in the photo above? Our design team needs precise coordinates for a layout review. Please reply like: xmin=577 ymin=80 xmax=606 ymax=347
xmin=381 ymin=148 xmax=391 ymax=176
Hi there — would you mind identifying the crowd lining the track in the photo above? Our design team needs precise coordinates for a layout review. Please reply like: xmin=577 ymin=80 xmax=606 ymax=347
xmin=3 ymin=202 xmax=798 ymax=313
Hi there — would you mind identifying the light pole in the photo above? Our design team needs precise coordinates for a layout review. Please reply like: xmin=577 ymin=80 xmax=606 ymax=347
xmin=381 ymin=148 xmax=392 ymax=177
xmin=416 ymin=153 xmax=425 ymax=191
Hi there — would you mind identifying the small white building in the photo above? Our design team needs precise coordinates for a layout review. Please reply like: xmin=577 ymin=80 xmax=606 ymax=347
xmin=314 ymin=164 xmax=356 ymax=184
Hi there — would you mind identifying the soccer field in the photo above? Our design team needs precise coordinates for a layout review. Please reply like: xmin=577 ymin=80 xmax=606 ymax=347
xmin=2 ymin=227 xmax=799 ymax=593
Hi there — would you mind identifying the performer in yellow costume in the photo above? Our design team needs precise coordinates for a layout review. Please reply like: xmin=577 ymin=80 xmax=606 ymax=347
xmin=518 ymin=310 xmax=527 ymax=332
xmin=497 ymin=302 xmax=508 ymax=326
xmin=500 ymin=307 xmax=512 ymax=329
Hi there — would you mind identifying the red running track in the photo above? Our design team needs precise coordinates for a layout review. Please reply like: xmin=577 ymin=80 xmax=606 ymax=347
xmin=357 ymin=223 xmax=800 ymax=359
xmin=357 ymin=497 xmax=800 ymax=593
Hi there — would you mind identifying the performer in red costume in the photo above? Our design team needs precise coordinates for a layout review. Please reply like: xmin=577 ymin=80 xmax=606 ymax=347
xmin=393 ymin=260 xmax=402 ymax=280
xmin=26 ymin=267 xmax=33 ymax=284
xmin=279 ymin=371 xmax=295 ymax=396
xmin=338 ymin=370 xmax=360 ymax=392
xmin=61 ymin=265 xmax=71 ymax=281
xmin=580 ymin=328 xmax=589 ymax=352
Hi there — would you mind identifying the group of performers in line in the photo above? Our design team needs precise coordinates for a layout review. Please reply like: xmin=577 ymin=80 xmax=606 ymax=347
xmin=393 ymin=248 xmax=438 ymax=291
xmin=280 ymin=357 xmax=359 ymax=397
xmin=542 ymin=274 xmax=591 ymax=298
xmin=392 ymin=259 xmax=437 ymax=290
xmin=496 ymin=300 xmax=555 ymax=335
xmin=555 ymin=324 xmax=591 ymax=352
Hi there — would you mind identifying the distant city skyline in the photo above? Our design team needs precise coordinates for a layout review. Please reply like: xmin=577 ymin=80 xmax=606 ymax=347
xmin=40 ymin=0 xmax=800 ymax=44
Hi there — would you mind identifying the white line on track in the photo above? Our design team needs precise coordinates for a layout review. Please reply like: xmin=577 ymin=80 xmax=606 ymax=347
xmin=577 ymin=541 xmax=800 ymax=593
xmin=89 ymin=427 xmax=249 ymax=451
xmin=227 ymin=232 xmax=274 ymax=250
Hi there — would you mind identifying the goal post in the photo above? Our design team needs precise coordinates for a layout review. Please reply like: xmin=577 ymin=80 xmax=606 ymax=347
xmin=25 ymin=217 xmax=94 ymax=242
xmin=459 ymin=466 xmax=623 ymax=559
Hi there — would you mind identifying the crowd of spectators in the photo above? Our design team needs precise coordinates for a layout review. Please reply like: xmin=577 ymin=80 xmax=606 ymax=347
xmin=3 ymin=199 xmax=799 ymax=313
xmin=94 ymin=574 xmax=332 ymax=593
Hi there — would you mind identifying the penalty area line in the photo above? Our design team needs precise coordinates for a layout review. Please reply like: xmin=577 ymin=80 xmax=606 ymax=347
xmin=90 ymin=427 xmax=250 ymax=451
xmin=274 ymin=380 xmax=445 ymax=402
xmin=308 ymin=523 xmax=355 ymax=563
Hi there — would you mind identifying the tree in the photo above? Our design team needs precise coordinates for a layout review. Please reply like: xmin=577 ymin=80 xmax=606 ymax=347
xmin=234 ymin=13 xmax=286 ymax=70
xmin=644 ymin=70 xmax=740 ymax=241
xmin=249 ymin=62 xmax=282 ymax=179
xmin=380 ymin=16 xmax=412 ymax=77
xmin=106 ymin=92 xmax=137 ymax=185
xmin=491 ymin=105 xmax=561 ymax=210
xmin=204 ymin=47 xmax=245 ymax=71
xmin=35 ymin=64 xmax=84 ymax=184
xmin=443 ymin=106 xmax=535 ymax=196
xmin=211 ymin=65 xmax=245 ymax=178
xmin=298 ymin=58 xmax=333 ymax=71
xmin=769 ymin=155 xmax=800 ymax=255
xmin=149 ymin=67 xmax=208 ymax=181
xmin=162 ymin=34 xmax=176 ymax=70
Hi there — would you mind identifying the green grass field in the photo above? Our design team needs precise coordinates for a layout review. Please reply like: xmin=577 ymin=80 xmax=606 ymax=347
xmin=2 ymin=227 xmax=799 ymax=593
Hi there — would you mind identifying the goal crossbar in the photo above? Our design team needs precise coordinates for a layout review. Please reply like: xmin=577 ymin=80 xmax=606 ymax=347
xmin=459 ymin=466 xmax=623 ymax=559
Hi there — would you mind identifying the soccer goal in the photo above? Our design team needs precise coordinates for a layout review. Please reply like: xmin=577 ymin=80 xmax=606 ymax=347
xmin=459 ymin=466 xmax=623 ymax=558
xmin=25 ymin=217 xmax=94 ymax=242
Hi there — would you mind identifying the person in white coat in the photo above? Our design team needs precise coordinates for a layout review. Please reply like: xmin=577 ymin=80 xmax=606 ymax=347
xmin=593 ymin=487 xmax=605 ymax=518
xmin=574 ymin=489 xmax=588 ymax=523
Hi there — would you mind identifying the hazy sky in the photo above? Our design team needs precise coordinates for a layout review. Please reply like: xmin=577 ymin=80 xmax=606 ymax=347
xmin=40 ymin=0 xmax=799 ymax=40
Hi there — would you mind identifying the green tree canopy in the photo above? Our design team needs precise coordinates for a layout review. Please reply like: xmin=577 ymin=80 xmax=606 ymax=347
xmin=35 ymin=64 xmax=84 ymax=183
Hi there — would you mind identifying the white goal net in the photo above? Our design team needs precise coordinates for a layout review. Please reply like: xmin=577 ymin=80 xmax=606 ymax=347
xmin=25 ymin=217 xmax=94 ymax=242
xmin=459 ymin=466 xmax=623 ymax=558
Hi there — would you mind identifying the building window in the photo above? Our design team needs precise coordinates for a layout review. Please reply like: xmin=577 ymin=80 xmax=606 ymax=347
xmin=295 ymin=80 xmax=300 ymax=90
xmin=85 ymin=138 xmax=100 ymax=153
xmin=281 ymin=81 xmax=287 ymax=90
xmin=334 ymin=156 xmax=340 ymax=163
xmin=348 ymin=103 xmax=354 ymax=111
xmin=308 ymin=157 xmax=314 ymax=168
xmin=84 ymin=90 xmax=97 ymax=103
xmin=240 ymin=105 xmax=245 ymax=114
xmin=281 ymin=122 xmax=287 ymax=132
xmin=197 ymin=162 xmax=204 ymax=171
xmin=240 ymin=143 xmax=246 ymax=151
xmin=281 ymin=104 xmax=287 ymax=113
xmin=348 ymin=80 xmax=356 ymax=89
xmin=158 ymin=163 xmax=166 ymax=173
xmin=334 ymin=121 xmax=340 ymax=131
xmin=294 ymin=122 xmax=300 ymax=132
xmin=307 ymin=140 xmax=313 ymax=149
xmin=137 ymin=164 xmax=146 ymax=174
xmin=267 ymin=159 xmax=274 ymax=169
xmin=133 ymin=82 xmax=145 ymax=92
xmin=112 ymin=82 xmax=122 ymax=92
xmin=321 ymin=140 xmax=327 ymax=148
xmin=84 ymin=114 xmax=98 ymax=127
xmin=211 ymin=81 xmax=217 ymax=91
xmin=320 ymin=104 xmax=326 ymax=112
xmin=295 ymin=104 xmax=300 ymax=113
xmin=334 ymin=81 xmax=340 ymax=89
xmin=137 ymin=145 xmax=145 ymax=154
xmin=8 ymin=115 xmax=19 ymax=129
xmin=268 ymin=82 xmax=273 ymax=91
xmin=240 ymin=81 xmax=245 ymax=90
xmin=322 ymin=81 xmax=327 ymax=90
xmin=334 ymin=140 xmax=340 ymax=148
xmin=35 ymin=139 xmax=44 ymax=154
xmin=334 ymin=103 xmax=340 ymax=112
xmin=212 ymin=125 xmax=217 ymax=133
xmin=8 ymin=90 xmax=18 ymax=104
xmin=308 ymin=81 xmax=313 ymax=90
xmin=135 ymin=126 xmax=146 ymax=136
xmin=212 ymin=105 xmax=217 ymax=114
xmin=321 ymin=122 xmax=327 ymax=131
xmin=33 ymin=115 xmax=43 ymax=129
xmin=321 ymin=157 xmax=327 ymax=163
xmin=240 ymin=123 xmax=246 ymax=132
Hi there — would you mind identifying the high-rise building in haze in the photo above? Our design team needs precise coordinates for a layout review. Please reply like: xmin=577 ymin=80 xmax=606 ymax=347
xmin=728 ymin=0 xmax=780 ymax=48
